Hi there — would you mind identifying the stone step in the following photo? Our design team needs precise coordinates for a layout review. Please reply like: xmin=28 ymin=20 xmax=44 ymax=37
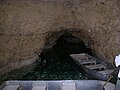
xmin=85 ymin=64 xmax=106 ymax=70
xmin=62 ymin=81 xmax=76 ymax=90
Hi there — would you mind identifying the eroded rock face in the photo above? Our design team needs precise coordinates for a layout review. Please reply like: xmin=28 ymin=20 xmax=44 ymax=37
xmin=0 ymin=0 xmax=120 ymax=75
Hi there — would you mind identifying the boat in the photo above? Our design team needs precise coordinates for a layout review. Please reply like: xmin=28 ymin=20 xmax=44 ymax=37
xmin=0 ymin=80 xmax=115 ymax=90
xmin=70 ymin=53 xmax=115 ymax=81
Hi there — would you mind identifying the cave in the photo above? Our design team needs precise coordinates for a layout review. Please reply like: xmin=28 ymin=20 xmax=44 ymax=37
xmin=29 ymin=32 xmax=94 ymax=80
xmin=52 ymin=32 xmax=93 ymax=56
xmin=0 ymin=0 xmax=119 ymax=78
xmin=0 ymin=32 xmax=95 ymax=83
xmin=0 ymin=0 xmax=119 ymax=89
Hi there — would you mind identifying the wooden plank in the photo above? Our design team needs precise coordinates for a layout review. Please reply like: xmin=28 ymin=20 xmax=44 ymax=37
xmin=70 ymin=53 xmax=97 ymax=62
xmin=98 ymin=69 xmax=114 ymax=75
xmin=80 ymin=59 xmax=96 ymax=65
xmin=85 ymin=64 xmax=106 ymax=70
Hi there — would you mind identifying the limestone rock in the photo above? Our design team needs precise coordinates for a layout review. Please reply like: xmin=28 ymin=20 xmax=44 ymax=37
xmin=0 ymin=0 xmax=120 ymax=75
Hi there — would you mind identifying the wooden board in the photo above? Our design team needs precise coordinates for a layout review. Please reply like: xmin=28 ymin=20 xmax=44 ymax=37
xmin=98 ymin=69 xmax=114 ymax=75
xmin=85 ymin=64 xmax=106 ymax=70
xmin=80 ymin=59 xmax=96 ymax=65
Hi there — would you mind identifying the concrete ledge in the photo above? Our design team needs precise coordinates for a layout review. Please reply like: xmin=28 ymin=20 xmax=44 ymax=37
xmin=0 ymin=80 xmax=115 ymax=90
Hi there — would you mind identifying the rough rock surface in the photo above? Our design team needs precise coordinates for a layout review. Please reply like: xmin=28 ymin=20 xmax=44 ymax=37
xmin=0 ymin=0 xmax=120 ymax=76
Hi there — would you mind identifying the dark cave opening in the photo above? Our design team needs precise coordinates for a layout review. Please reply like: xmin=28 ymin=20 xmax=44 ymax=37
xmin=27 ymin=32 xmax=94 ymax=80
xmin=53 ymin=33 xmax=93 ymax=56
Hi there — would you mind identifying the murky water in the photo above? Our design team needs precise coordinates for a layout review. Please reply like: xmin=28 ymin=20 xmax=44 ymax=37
xmin=0 ymin=48 xmax=87 ymax=85
xmin=22 ymin=48 xmax=88 ymax=80
xmin=21 ymin=34 xmax=90 ymax=80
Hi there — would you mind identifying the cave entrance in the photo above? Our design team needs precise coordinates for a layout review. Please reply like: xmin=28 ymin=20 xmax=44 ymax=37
xmin=0 ymin=32 xmax=94 ymax=82
xmin=27 ymin=32 xmax=94 ymax=80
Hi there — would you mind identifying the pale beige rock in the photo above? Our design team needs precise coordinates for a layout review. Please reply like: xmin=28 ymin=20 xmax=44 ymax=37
xmin=0 ymin=0 xmax=120 ymax=75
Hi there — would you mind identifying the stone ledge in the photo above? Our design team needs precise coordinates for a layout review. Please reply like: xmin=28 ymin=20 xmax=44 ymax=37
xmin=0 ymin=56 xmax=37 ymax=76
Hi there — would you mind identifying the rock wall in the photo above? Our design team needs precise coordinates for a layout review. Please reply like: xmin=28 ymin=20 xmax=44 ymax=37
xmin=0 ymin=0 xmax=120 ymax=76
